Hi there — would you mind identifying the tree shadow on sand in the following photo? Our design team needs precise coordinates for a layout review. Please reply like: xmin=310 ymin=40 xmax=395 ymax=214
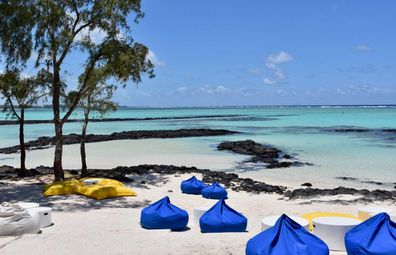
xmin=0 ymin=182 xmax=151 ymax=213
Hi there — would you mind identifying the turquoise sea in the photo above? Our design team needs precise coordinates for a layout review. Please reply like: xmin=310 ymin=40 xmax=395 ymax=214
xmin=0 ymin=106 xmax=395 ymax=189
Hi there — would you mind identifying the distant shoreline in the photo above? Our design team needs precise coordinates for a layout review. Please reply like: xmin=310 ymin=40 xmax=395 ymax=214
xmin=1 ymin=104 xmax=395 ymax=111
xmin=0 ymin=114 xmax=244 ymax=126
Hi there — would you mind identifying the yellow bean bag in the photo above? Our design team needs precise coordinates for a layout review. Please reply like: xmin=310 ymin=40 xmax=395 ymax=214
xmin=79 ymin=185 xmax=137 ymax=200
xmin=43 ymin=178 xmax=137 ymax=200
xmin=43 ymin=179 xmax=82 ymax=197
xmin=302 ymin=212 xmax=362 ymax=231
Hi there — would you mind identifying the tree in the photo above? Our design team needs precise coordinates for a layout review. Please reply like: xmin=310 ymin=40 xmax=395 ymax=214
xmin=0 ymin=1 xmax=154 ymax=181
xmin=67 ymin=67 xmax=117 ymax=178
xmin=0 ymin=69 xmax=49 ymax=176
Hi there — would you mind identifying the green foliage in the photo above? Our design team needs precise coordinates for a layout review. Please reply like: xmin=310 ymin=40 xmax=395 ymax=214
xmin=0 ymin=1 xmax=35 ymax=67
xmin=0 ymin=69 xmax=50 ymax=119
xmin=1 ymin=0 xmax=154 ymax=113
xmin=0 ymin=0 xmax=155 ymax=178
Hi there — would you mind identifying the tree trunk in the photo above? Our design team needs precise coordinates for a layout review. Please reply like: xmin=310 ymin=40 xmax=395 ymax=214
xmin=18 ymin=109 xmax=26 ymax=177
xmin=80 ymin=112 xmax=89 ymax=178
xmin=52 ymin=67 xmax=64 ymax=181
xmin=53 ymin=120 xmax=64 ymax=181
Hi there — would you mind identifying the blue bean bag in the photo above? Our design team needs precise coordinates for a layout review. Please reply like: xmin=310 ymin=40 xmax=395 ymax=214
xmin=345 ymin=213 xmax=396 ymax=255
xmin=201 ymin=182 xmax=227 ymax=199
xmin=200 ymin=198 xmax=247 ymax=233
xmin=181 ymin=176 xmax=206 ymax=194
xmin=246 ymin=214 xmax=329 ymax=255
xmin=140 ymin=196 xmax=189 ymax=230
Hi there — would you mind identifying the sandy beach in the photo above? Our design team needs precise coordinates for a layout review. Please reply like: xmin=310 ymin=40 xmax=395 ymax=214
xmin=1 ymin=171 xmax=395 ymax=255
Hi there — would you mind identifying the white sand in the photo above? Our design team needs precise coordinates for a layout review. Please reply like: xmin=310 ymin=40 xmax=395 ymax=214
xmin=0 ymin=139 xmax=247 ymax=171
xmin=1 ymin=173 xmax=395 ymax=255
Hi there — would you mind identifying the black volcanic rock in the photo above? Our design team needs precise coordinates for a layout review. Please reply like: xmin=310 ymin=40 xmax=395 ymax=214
xmin=85 ymin=164 xmax=286 ymax=195
xmin=217 ymin=140 xmax=305 ymax=169
xmin=1 ymin=164 xmax=395 ymax=202
xmin=0 ymin=129 xmax=239 ymax=154
xmin=284 ymin=186 xmax=396 ymax=201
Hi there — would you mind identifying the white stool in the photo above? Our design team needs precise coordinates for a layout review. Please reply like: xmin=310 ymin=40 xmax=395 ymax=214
xmin=193 ymin=206 xmax=211 ymax=226
xmin=27 ymin=207 xmax=52 ymax=228
xmin=82 ymin=179 xmax=98 ymax=185
xmin=358 ymin=207 xmax=395 ymax=221
xmin=17 ymin=202 xmax=40 ymax=209
xmin=312 ymin=217 xmax=361 ymax=251
xmin=261 ymin=215 xmax=310 ymax=231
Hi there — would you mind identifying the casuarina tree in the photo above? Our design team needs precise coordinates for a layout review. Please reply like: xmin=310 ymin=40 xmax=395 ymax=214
xmin=0 ymin=69 xmax=50 ymax=176
xmin=66 ymin=67 xmax=117 ymax=178
xmin=0 ymin=1 xmax=154 ymax=181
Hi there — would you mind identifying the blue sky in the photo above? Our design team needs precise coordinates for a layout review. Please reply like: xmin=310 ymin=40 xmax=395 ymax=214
xmin=11 ymin=0 xmax=396 ymax=106
xmin=117 ymin=0 xmax=395 ymax=106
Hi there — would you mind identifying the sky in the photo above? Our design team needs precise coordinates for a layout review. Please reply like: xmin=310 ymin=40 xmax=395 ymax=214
xmin=5 ymin=0 xmax=396 ymax=107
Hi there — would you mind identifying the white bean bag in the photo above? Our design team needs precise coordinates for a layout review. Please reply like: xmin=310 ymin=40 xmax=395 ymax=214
xmin=0 ymin=203 xmax=40 ymax=236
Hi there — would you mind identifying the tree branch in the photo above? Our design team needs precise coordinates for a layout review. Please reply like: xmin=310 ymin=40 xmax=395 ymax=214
xmin=61 ymin=53 xmax=102 ymax=123
xmin=6 ymin=96 xmax=21 ymax=120
xmin=23 ymin=92 xmax=49 ymax=108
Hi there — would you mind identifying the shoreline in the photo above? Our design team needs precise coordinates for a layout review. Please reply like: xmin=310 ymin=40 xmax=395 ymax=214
xmin=0 ymin=129 xmax=239 ymax=154
xmin=1 ymin=164 xmax=395 ymax=203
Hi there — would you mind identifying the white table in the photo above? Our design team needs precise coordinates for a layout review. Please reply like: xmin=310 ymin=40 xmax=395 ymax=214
xmin=261 ymin=215 xmax=309 ymax=231
xmin=358 ymin=207 xmax=395 ymax=221
xmin=193 ymin=206 xmax=211 ymax=226
xmin=17 ymin=202 xmax=40 ymax=209
xmin=312 ymin=217 xmax=361 ymax=251
xmin=27 ymin=207 xmax=52 ymax=228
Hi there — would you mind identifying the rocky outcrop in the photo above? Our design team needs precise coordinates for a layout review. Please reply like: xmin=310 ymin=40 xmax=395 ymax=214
xmin=1 ymin=164 xmax=395 ymax=202
xmin=86 ymin=165 xmax=287 ymax=195
xmin=284 ymin=186 xmax=396 ymax=201
xmin=217 ymin=140 xmax=304 ymax=168
xmin=0 ymin=129 xmax=239 ymax=154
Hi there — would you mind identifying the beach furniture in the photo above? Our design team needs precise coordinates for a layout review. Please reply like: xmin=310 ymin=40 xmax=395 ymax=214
xmin=193 ymin=206 xmax=211 ymax=226
xmin=27 ymin=207 xmax=52 ymax=228
xmin=201 ymin=182 xmax=228 ymax=199
xmin=261 ymin=215 xmax=309 ymax=231
xmin=43 ymin=178 xmax=137 ymax=200
xmin=80 ymin=185 xmax=136 ymax=200
xmin=140 ymin=196 xmax=189 ymax=230
xmin=345 ymin=213 xmax=396 ymax=255
xmin=358 ymin=207 xmax=395 ymax=220
xmin=303 ymin=212 xmax=361 ymax=231
xmin=200 ymin=199 xmax=247 ymax=233
xmin=181 ymin=176 xmax=206 ymax=194
xmin=0 ymin=203 xmax=40 ymax=236
xmin=312 ymin=216 xmax=361 ymax=251
xmin=43 ymin=179 xmax=82 ymax=196
xmin=246 ymin=214 xmax=329 ymax=255
xmin=17 ymin=202 xmax=40 ymax=209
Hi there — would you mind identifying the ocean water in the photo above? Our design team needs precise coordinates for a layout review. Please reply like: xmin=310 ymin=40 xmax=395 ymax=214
xmin=0 ymin=106 xmax=395 ymax=189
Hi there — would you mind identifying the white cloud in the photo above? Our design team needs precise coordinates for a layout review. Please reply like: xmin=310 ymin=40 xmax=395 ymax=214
xmin=75 ymin=27 xmax=108 ymax=44
xmin=355 ymin=44 xmax=371 ymax=52
xmin=147 ymin=50 xmax=166 ymax=67
xmin=262 ymin=78 xmax=277 ymax=85
xmin=262 ymin=51 xmax=293 ymax=85
xmin=171 ymin=85 xmax=253 ymax=97
xmin=267 ymin=51 xmax=294 ymax=64
xmin=247 ymin=68 xmax=262 ymax=76
xmin=336 ymin=84 xmax=396 ymax=95
xmin=265 ymin=62 xmax=285 ymax=80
